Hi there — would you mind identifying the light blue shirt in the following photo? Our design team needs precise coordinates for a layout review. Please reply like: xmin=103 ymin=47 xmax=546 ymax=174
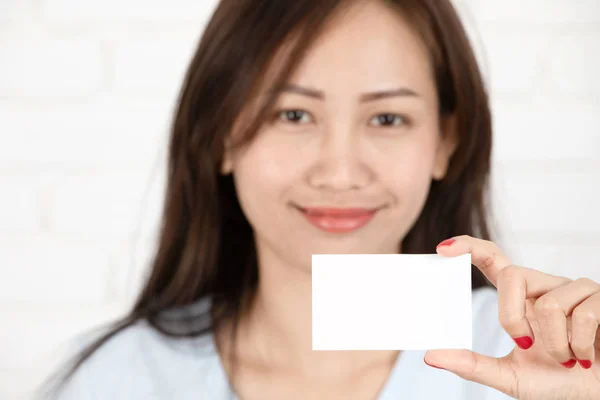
xmin=48 ymin=287 xmax=514 ymax=399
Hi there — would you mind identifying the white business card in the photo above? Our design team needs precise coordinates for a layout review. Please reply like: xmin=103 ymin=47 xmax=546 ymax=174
xmin=312 ymin=253 xmax=472 ymax=351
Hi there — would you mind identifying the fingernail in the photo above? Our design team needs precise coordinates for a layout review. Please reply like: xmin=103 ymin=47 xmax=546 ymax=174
xmin=436 ymin=238 xmax=455 ymax=248
xmin=561 ymin=359 xmax=577 ymax=369
xmin=513 ymin=336 xmax=533 ymax=350
xmin=424 ymin=358 xmax=446 ymax=370
xmin=578 ymin=360 xmax=592 ymax=369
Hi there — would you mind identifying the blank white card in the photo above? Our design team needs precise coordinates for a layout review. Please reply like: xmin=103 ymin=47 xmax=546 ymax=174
xmin=312 ymin=253 xmax=472 ymax=351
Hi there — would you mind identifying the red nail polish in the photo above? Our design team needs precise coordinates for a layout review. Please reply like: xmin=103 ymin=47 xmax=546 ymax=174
xmin=436 ymin=238 xmax=455 ymax=248
xmin=561 ymin=359 xmax=576 ymax=369
xmin=578 ymin=360 xmax=592 ymax=369
xmin=513 ymin=336 xmax=533 ymax=350
xmin=424 ymin=358 xmax=446 ymax=370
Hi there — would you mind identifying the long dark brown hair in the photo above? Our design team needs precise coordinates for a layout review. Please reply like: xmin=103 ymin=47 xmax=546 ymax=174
xmin=43 ymin=0 xmax=494 ymax=397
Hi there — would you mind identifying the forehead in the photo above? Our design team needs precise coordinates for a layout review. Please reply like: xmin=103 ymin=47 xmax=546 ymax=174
xmin=284 ymin=1 xmax=435 ymax=96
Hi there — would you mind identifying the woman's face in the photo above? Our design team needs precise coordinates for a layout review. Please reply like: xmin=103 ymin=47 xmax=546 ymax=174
xmin=223 ymin=1 xmax=456 ymax=270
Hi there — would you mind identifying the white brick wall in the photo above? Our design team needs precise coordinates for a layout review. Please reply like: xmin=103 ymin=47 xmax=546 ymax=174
xmin=1 ymin=1 xmax=599 ymax=398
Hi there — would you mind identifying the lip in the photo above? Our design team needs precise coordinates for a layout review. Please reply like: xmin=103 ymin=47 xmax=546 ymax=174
xmin=295 ymin=205 xmax=381 ymax=234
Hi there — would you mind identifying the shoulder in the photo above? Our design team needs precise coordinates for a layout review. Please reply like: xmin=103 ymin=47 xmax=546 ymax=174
xmin=47 ymin=306 xmax=228 ymax=399
xmin=471 ymin=286 xmax=514 ymax=358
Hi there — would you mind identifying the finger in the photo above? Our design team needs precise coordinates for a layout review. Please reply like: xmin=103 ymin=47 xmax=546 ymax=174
xmin=534 ymin=297 xmax=575 ymax=368
xmin=424 ymin=349 xmax=515 ymax=397
xmin=497 ymin=265 xmax=571 ymax=351
xmin=530 ymin=278 xmax=597 ymax=367
xmin=570 ymin=288 xmax=600 ymax=369
xmin=436 ymin=235 xmax=512 ymax=286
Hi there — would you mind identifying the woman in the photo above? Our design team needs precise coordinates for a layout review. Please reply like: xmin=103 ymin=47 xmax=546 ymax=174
xmin=42 ymin=0 xmax=600 ymax=399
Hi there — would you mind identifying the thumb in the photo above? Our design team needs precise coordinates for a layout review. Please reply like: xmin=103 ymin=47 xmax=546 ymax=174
xmin=424 ymin=349 xmax=516 ymax=396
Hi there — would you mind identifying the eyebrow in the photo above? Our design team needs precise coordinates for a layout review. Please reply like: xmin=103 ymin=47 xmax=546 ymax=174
xmin=272 ymin=83 xmax=420 ymax=102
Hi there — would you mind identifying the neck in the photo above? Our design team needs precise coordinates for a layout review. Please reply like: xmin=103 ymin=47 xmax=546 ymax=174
xmin=238 ymin=239 xmax=399 ymax=377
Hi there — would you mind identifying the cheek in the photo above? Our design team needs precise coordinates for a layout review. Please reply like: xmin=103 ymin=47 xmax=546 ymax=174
xmin=376 ymin=133 xmax=439 ymax=190
xmin=231 ymin=138 xmax=302 ymax=225
xmin=238 ymin=141 xmax=303 ymax=192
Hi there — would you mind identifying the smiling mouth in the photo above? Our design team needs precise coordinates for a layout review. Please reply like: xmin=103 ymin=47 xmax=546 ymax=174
xmin=294 ymin=205 xmax=382 ymax=234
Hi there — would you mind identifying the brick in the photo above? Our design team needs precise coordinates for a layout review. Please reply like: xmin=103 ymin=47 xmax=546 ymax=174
xmin=476 ymin=28 xmax=551 ymax=94
xmin=547 ymin=33 xmax=600 ymax=95
xmin=491 ymin=164 xmax=600 ymax=235
xmin=470 ymin=0 xmax=600 ymax=25
xmin=500 ymin=239 xmax=600 ymax=282
xmin=0 ymin=367 xmax=44 ymax=400
xmin=0 ymin=172 xmax=46 ymax=233
xmin=0 ymin=304 xmax=126 ymax=370
xmin=108 ymin=235 xmax=157 ymax=304
xmin=44 ymin=167 xmax=165 ymax=237
xmin=0 ymin=35 xmax=107 ymax=99
xmin=0 ymin=102 xmax=171 ymax=164
xmin=0 ymin=0 xmax=34 ymax=25
xmin=111 ymin=32 xmax=200 ymax=96
xmin=491 ymin=101 xmax=600 ymax=161
xmin=0 ymin=234 xmax=115 ymax=305
xmin=465 ymin=231 xmax=599 ymax=286
xmin=39 ymin=0 xmax=218 ymax=25
xmin=0 ymin=366 xmax=76 ymax=400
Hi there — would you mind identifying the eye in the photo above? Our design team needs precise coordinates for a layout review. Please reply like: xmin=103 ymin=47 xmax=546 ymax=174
xmin=275 ymin=109 xmax=313 ymax=124
xmin=369 ymin=113 xmax=407 ymax=127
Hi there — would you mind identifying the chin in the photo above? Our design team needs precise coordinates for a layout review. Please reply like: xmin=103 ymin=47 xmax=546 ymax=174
xmin=293 ymin=237 xmax=400 ymax=263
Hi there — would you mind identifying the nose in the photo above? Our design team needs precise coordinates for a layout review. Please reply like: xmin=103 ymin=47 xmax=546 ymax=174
xmin=307 ymin=129 xmax=373 ymax=191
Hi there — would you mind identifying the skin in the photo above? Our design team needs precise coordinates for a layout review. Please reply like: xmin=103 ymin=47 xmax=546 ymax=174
xmin=431 ymin=236 xmax=600 ymax=400
xmin=220 ymin=1 xmax=600 ymax=399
